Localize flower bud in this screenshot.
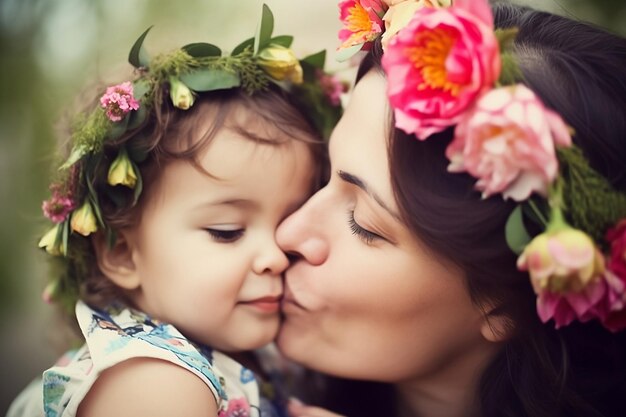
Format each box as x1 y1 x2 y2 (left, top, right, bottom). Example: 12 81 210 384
107 148 137 188
169 76 195 110
257 44 303 84
38 224 62 256
71 200 98 236
517 227 605 294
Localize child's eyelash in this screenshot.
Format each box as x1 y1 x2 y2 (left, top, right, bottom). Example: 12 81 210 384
347 210 381 245
204 228 244 243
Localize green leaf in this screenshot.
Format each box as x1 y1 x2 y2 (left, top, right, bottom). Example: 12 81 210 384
268 35 293 48
498 51 524 86
131 161 143 206
303 50 326 69
182 42 222 58
180 69 240 91
59 145 87 170
127 135 151 163
107 113 130 141
61 219 69 256
86 169 105 228
495 28 519 52
127 105 148 131
335 43 362 63
128 26 153 68
505 205 532 254
132 79 151 101
254 4 274 54
231 37 254 56
106 229 117 250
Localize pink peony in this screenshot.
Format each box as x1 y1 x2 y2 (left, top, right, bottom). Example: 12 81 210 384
338 0 388 50
446 85 572 200
382 0 500 140
380 0 452 50
100 81 140 122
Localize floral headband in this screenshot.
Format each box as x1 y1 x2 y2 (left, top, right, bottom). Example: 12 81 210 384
38 4 346 306
338 0 626 331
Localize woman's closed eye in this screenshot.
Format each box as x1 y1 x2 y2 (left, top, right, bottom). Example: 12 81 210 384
204 227 245 243
348 210 383 245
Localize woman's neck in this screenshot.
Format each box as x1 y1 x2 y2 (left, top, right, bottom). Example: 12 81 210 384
395 382 480 417
394 342 500 417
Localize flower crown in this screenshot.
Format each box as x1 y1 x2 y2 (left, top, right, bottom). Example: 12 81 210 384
38 4 345 306
339 0 626 331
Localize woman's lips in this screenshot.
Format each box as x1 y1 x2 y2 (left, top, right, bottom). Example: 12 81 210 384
281 290 308 313
239 295 282 313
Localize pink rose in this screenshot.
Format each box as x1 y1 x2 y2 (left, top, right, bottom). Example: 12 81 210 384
382 0 500 139
446 85 572 200
338 0 388 50
100 81 140 122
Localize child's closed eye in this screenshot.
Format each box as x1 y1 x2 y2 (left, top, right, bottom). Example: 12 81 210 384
204 228 245 243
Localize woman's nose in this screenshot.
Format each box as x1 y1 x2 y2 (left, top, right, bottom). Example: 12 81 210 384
276 190 330 266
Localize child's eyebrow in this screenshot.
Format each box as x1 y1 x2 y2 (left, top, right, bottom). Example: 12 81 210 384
192 198 259 211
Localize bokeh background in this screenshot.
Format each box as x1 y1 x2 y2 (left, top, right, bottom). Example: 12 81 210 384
0 0 624 413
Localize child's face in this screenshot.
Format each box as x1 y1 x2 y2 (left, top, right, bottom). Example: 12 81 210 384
122 117 315 352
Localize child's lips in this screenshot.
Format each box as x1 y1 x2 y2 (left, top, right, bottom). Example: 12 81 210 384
239 295 282 313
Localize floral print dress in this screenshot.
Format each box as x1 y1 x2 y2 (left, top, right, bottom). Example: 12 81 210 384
9 301 287 417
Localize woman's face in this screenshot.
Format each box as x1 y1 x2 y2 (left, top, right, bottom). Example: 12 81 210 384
276 71 496 383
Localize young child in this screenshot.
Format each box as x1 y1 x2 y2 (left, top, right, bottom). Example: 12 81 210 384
7 5 343 417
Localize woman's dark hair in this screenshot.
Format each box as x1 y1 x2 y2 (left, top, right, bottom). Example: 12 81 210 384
322 3 626 417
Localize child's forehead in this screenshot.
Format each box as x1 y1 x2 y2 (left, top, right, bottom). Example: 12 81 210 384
148 132 314 212
175 98 300 149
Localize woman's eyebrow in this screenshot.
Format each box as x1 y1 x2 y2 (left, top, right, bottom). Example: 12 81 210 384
338 170 401 220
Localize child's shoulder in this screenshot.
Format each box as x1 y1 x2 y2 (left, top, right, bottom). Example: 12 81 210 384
77 357 219 417
40 302 227 416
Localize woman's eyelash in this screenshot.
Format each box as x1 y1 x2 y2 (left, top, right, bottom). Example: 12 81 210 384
348 210 381 244
204 228 245 243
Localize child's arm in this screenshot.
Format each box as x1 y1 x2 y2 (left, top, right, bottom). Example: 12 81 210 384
77 357 218 417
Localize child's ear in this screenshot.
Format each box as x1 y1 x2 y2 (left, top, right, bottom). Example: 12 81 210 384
93 230 141 290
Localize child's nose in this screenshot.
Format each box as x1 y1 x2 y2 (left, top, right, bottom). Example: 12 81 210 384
252 239 290 276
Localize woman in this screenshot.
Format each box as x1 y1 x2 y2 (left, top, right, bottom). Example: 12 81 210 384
276 1 626 416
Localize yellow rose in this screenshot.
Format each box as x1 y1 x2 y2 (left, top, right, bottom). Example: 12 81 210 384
169 76 195 110
71 200 98 236
381 0 452 49
107 148 137 188
38 224 62 256
257 44 304 84
517 227 605 294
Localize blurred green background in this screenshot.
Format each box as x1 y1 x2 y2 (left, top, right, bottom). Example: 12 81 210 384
0 0 624 413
